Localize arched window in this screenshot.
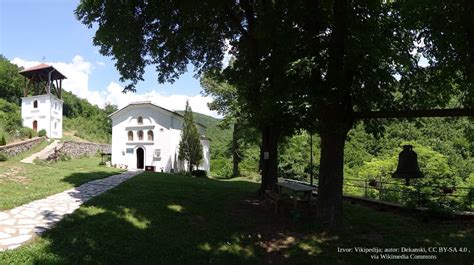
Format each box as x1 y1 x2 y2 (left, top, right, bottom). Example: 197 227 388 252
138 130 144 140
33 100 38 108
137 116 143 125
33 120 38 131
147 130 154 141
128 131 133 141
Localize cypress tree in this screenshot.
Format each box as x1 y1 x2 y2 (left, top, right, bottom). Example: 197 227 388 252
178 100 203 172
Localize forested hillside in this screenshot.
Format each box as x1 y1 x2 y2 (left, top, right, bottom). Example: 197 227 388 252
62 90 117 143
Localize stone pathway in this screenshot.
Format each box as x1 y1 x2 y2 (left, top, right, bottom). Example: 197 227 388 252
20 139 60 164
0 171 140 251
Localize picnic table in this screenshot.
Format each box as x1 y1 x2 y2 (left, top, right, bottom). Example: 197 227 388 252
277 180 317 208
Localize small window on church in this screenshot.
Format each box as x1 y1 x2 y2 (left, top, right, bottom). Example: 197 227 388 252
137 116 143 125
147 130 154 141
138 130 144 140
128 131 133 141
33 100 38 108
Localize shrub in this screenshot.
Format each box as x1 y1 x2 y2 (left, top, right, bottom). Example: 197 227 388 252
0 135 6 146
191 170 207 178
98 161 106 166
211 158 233 179
0 152 7 162
424 202 455 219
19 127 36 139
38 129 47 137
58 153 71 162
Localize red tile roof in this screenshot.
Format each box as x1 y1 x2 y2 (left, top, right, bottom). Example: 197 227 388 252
19 63 66 80
19 63 52 72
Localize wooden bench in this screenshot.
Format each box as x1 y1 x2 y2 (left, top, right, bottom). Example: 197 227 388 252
265 189 282 213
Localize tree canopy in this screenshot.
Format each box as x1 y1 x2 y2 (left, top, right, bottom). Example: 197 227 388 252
0 55 23 105
76 0 473 228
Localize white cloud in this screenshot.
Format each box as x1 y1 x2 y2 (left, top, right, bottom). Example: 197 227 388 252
11 56 220 118
96 61 105 66
105 81 220 118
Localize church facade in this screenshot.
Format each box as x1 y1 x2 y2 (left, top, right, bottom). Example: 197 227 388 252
110 102 210 173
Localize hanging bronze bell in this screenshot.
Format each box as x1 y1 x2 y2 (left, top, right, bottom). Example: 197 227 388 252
392 145 423 186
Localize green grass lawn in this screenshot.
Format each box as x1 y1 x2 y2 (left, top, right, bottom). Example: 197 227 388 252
0 172 472 264
0 141 123 210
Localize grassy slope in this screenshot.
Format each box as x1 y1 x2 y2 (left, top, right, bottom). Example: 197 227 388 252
1 172 472 264
63 117 111 144
0 140 122 210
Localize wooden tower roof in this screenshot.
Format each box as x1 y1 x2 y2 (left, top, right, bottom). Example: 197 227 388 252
19 63 66 80
19 63 66 99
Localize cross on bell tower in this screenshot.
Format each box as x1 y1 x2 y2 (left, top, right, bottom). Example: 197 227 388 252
19 64 67 139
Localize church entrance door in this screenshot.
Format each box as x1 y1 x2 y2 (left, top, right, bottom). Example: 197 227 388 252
136 147 144 169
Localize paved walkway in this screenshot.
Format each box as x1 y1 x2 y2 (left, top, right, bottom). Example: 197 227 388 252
0 171 140 251
20 140 60 164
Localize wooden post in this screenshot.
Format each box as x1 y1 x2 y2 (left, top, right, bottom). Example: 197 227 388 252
23 77 27 97
59 79 62 98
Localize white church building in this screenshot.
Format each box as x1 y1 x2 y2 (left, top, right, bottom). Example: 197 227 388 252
19 63 65 138
110 102 210 173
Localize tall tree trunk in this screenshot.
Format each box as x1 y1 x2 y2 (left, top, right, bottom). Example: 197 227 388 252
232 122 240 177
316 127 347 228
259 125 280 194
316 106 353 228
314 0 351 229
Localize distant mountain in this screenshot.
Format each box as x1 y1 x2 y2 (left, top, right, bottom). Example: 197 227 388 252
175 111 219 128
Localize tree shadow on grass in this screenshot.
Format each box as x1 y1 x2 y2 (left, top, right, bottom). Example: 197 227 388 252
23 173 267 264
6 172 472 265
60 169 125 187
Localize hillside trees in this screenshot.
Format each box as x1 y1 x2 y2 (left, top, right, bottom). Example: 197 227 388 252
62 90 117 143
0 55 23 105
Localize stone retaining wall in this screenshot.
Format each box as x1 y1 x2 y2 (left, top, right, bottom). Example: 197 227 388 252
0 137 45 157
46 141 111 161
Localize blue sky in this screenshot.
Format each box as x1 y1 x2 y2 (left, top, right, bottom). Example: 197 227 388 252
0 0 220 117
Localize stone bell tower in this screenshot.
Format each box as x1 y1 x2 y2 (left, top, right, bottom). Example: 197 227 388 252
19 64 67 139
